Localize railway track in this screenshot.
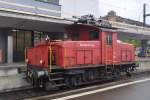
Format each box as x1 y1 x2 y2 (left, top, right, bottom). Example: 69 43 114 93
0 70 150 100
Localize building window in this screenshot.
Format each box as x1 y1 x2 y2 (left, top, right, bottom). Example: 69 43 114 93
34 0 59 4
13 30 33 62
35 0 48 2
34 31 43 44
106 33 112 45
89 30 99 40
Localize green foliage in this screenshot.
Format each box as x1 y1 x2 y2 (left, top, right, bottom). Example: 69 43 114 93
121 37 141 47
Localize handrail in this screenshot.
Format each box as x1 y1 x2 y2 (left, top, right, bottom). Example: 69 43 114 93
49 46 52 72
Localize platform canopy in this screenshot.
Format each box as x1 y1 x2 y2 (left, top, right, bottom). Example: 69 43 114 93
0 9 150 39
117 31 150 40
0 11 73 32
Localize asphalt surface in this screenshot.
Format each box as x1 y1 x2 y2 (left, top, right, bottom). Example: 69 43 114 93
52 78 150 100
70 80 150 100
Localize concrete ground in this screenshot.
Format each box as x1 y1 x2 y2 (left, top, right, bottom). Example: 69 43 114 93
0 58 150 93
53 77 150 100
136 57 150 72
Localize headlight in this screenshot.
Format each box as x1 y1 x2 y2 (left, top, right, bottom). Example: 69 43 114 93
40 60 45 65
26 59 30 63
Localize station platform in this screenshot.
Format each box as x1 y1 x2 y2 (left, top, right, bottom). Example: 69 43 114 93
0 59 150 93
0 73 31 93
0 63 26 76
0 63 30 93
136 57 150 71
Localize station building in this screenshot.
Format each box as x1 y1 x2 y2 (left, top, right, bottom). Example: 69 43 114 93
0 0 72 64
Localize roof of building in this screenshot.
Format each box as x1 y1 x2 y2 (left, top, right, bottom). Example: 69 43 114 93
103 10 150 28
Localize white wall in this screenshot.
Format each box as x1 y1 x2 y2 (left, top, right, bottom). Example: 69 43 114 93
60 0 99 18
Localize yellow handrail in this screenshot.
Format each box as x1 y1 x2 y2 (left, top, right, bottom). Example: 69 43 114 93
49 46 52 72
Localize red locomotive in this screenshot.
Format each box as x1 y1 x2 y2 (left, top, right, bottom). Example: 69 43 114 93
26 15 137 90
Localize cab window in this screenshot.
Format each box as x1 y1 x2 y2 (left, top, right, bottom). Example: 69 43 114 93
71 33 79 40
106 33 112 45
89 30 99 40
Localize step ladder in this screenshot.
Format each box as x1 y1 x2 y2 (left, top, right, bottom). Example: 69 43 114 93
46 68 66 90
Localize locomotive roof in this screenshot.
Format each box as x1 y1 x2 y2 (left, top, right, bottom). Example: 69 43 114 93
68 15 120 32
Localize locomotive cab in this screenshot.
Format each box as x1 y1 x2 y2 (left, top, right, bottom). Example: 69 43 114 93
66 24 100 41
66 24 118 64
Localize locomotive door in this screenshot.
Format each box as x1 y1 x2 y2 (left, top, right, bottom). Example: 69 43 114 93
121 50 131 61
121 50 126 62
102 32 117 64
77 51 84 64
85 50 92 64
126 51 131 61
105 33 113 64
105 46 113 64
77 50 92 65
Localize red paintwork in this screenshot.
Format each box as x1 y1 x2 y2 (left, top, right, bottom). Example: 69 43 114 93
26 24 135 68
116 41 135 63
51 41 101 68
26 41 49 68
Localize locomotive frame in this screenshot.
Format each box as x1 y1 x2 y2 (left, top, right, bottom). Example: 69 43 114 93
26 62 136 90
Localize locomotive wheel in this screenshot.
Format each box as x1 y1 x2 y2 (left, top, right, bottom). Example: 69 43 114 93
65 75 82 88
65 76 77 88
126 71 131 77
71 77 78 87
44 82 53 91
88 71 94 80
112 68 121 79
